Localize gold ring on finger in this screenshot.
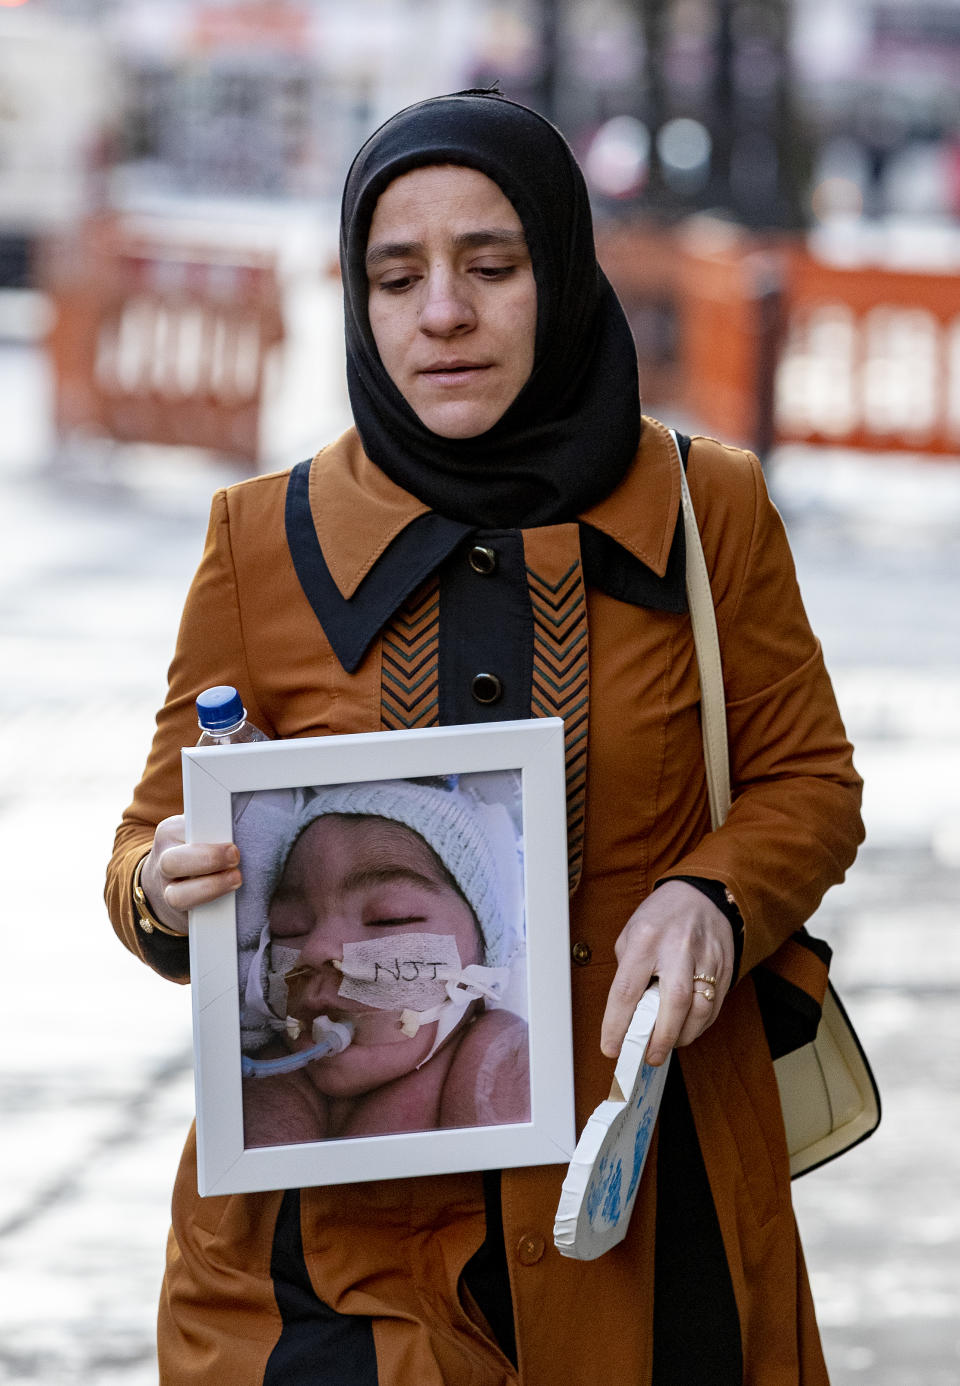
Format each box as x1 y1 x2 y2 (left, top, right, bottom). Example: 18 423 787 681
693 972 717 986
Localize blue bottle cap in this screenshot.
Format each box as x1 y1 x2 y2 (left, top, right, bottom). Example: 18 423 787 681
196 685 244 731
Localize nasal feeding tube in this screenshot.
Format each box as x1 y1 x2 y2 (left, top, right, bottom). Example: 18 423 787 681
241 1015 354 1078
247 933 510 1075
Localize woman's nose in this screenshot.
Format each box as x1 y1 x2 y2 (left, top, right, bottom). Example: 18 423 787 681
418 268 475 336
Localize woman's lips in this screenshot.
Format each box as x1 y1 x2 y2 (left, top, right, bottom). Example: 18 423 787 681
419 363 491 386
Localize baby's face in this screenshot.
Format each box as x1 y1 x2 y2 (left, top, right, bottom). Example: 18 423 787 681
268 814 482 1097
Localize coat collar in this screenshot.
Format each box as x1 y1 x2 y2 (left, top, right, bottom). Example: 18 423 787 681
310 417 682 597
580 416 682 578
309 428 431 600
290 419 686 673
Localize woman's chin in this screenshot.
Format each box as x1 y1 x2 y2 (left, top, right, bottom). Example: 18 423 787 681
413 398 504 440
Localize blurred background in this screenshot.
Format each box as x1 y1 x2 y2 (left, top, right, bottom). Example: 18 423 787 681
0 0 958 1382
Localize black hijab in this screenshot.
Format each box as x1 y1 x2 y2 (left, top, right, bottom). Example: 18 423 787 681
339 90 641 529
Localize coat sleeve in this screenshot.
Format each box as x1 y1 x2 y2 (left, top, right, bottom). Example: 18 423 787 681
104 488 273 980
657 440 864 977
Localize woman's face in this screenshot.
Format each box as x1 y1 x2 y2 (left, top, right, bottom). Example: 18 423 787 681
267 813 483 1096
366 164 537 439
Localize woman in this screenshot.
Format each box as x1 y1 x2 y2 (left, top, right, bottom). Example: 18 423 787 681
106 90 863 1384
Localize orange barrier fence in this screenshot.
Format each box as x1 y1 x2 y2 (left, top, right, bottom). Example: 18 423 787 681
598 221 785 454
774 252 960 456
673 228 784 455
598 220 960 459
595 226 687 411
39 218 284 465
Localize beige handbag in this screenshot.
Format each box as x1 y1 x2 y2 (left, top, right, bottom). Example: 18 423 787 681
674 432 881 1178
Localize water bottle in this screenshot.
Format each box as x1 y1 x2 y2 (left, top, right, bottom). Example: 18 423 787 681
196 685 268 746
196 686 269 825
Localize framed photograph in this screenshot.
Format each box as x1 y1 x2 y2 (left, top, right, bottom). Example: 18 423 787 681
182 718 575 1197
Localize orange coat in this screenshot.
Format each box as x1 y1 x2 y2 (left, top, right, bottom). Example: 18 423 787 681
106 416 862 1384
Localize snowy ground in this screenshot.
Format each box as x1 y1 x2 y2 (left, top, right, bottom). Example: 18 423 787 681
773 444 960 1386
0 332 958 1384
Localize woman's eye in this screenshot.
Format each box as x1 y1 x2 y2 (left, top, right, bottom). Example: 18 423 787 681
378 274 417 292
473 264 515 280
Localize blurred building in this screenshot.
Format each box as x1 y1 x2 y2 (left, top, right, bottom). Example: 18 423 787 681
476 0 960 232
106 0 487 211
0 4 117 286
0 0 486 288
4 0 959 463
3 0 959 267
795 0 960 224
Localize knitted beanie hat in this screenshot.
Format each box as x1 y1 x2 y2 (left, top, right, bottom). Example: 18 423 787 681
273 778 508 967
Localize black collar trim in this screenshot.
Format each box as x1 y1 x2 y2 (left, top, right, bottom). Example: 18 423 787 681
284 459 471 674
284 445 688 675
579 516 687 614
581 426 689 613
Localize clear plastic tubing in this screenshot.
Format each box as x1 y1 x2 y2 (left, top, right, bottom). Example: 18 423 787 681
241 1018 355 1078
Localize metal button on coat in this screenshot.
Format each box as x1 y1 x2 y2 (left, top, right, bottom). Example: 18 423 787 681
571 941 592 966
468 544 497 575
516 1234 545 1266
471 672 503 704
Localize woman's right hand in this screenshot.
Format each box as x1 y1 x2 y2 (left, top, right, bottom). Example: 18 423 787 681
139 814 242 936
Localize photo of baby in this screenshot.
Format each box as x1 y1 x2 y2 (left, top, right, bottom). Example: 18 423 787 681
232 772 529 1149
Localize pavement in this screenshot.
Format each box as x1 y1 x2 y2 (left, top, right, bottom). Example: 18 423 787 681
1 333 959 1385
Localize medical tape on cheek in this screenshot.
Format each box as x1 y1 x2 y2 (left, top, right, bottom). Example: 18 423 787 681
264 943 303 1022
400 963 512 1035
334 933 462 1011
270 936 511 1058
411 963 513 1063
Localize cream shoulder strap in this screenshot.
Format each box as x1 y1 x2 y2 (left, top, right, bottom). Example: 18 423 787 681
670 429 731 829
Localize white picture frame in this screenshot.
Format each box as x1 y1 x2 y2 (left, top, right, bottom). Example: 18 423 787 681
182 718 575 1197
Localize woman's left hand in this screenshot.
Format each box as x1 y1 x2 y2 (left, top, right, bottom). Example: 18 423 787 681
600 881 735 1065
